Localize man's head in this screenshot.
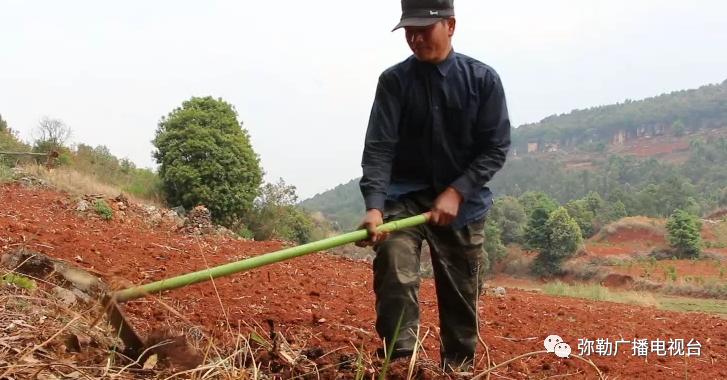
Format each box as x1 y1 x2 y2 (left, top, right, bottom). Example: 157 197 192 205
393 0 456 64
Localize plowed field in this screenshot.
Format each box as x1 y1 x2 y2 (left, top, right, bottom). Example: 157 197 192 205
2 183 726 379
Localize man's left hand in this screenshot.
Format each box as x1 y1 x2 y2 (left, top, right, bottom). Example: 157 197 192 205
430 187 463 226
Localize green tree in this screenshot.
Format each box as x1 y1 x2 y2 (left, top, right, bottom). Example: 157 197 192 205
153 96 262 225
665 209 702 258
484 218 507 266
244 178 316 244
489 196 527 244
533 207 583 275
0 114 7 132
524 207 552 251
719 187 727 208
583 191 604 214
519 191 558 217
595 200 627 230
672 120 686 136
564 199 595 238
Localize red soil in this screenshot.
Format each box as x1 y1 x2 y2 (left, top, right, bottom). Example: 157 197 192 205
585 220 667 257
2 183 726 379
600 227 665 246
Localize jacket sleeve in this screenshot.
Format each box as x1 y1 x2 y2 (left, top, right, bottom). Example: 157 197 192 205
359 73 401 211
450 70 511 201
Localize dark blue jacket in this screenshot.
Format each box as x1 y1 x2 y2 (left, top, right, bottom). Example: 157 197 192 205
359 49 511 228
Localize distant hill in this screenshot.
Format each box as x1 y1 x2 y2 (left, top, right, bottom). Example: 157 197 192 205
301 80 727 229
299 178 363 231
512 79 727 155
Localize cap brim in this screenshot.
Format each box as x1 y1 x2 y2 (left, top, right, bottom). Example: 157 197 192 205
391 17 442 32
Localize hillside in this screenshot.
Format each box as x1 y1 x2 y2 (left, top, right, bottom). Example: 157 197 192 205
512 79 727 155
2 181 726 379
299 178 363 231
302 80 727 229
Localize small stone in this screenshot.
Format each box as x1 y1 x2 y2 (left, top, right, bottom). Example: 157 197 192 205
52 286 77 307
317 318 327 324
76 200 90 212
493 287 507 297
67 333 92 352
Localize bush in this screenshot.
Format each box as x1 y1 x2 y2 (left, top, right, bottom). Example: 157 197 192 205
2 273 37 290
666 209 702 258
524 207 552 251
243 178 324 244
484 218 507 266
93 199 113 221
0 164 13 183
153 96 262 226
489 196 527 244
532 207 583 276
565 199 595 238
1 119 32 167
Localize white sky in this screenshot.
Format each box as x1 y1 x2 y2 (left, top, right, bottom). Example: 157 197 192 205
2 1 726 199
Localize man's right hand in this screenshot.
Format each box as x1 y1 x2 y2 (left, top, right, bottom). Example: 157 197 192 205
355 209 387 247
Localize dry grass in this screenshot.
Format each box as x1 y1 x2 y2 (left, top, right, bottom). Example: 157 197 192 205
0 269 133 379
18 164 163 207
542 281 660 307
593 216 666 242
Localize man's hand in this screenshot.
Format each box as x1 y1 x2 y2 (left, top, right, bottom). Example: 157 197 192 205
430 187 463 226
355 209 388 247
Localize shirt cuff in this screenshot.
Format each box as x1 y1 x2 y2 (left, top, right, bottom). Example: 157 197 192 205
364 192 387 212
450 174 478 202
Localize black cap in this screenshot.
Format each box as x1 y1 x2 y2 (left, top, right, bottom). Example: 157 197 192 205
392 0 454 32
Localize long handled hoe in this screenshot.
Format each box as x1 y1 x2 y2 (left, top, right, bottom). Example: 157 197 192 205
104 213 431 357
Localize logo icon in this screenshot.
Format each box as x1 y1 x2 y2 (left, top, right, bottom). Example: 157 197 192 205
429 10 439 16
544 335 572 358
554 342 572 358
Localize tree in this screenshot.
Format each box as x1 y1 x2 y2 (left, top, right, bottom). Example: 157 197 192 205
533 207 583 276
519 191 558 218
153 96 262 225
33 117 71 152
524 207 552 251
665 209 702 258
489 196 527 244
672 120 686 137
564 199 595 238
0 114 7 132
484 218 507 266
244 178 316 244
719 187 727 208
595 200 627 229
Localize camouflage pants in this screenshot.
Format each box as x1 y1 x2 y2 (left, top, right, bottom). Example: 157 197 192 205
372 190 488 366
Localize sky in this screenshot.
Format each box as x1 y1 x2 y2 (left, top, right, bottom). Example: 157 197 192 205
2 1 726 199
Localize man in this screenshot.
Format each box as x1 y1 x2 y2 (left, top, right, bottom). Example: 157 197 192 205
357 0 511 372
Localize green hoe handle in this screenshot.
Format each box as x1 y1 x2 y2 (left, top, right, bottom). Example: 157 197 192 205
112 212 430 303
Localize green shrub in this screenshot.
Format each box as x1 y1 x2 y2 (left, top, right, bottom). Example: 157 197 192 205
484 218 507 266
236 226 255 240
664 265 677 282
666 209 702 258
0 164 13 183
243 179 326 244
93 199 113 221
2 273 37 290
122 168 164 200
532 207 583 276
